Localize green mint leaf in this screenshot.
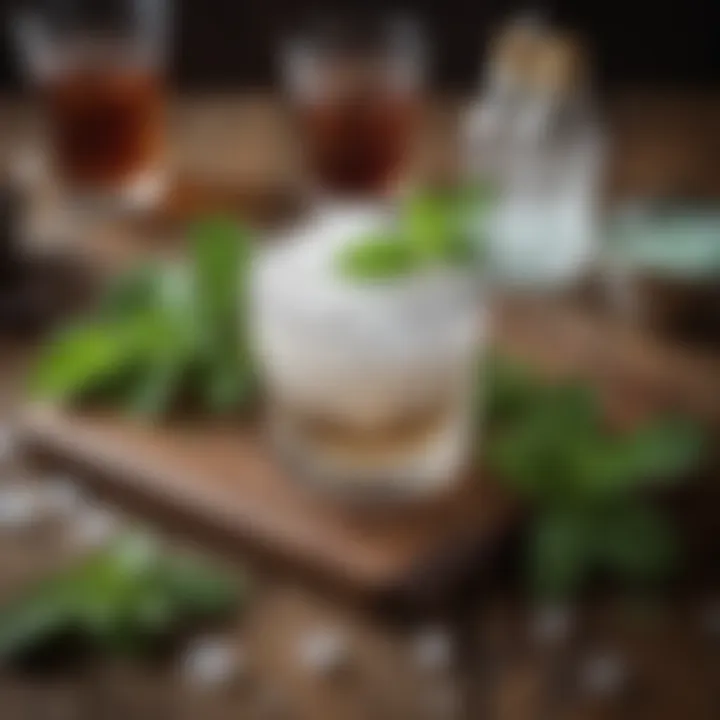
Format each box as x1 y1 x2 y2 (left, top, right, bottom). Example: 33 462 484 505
403 190 482 267
160 553 241 617
490 379 604 503
594 502 679 585
124 270 196 419
30 316 167 403
578 418 705 496
404 192 457 262
125 355 186 419
0 533 242 661
337 232 417 280
0 586 77 662
337 184 493 281
190 216 250 335
202 352 256 414
96 263 160 321
189 217 255 412
621 418 705 483
484 356 544 424
529 508 594 600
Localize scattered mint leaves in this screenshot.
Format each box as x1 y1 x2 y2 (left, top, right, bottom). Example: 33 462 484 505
529 507 595 600
31 217 256 419
30 314 172 404
0 533 243 661
189 217 255 413
486 356 705 600
96 263 161 321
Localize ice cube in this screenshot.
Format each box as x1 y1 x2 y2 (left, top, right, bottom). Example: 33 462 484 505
411 627 454 673
182 637 245 688
0 486 43 530
297 627 350 676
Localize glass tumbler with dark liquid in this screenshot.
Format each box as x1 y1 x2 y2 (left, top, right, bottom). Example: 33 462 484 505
283 17 425 199
15 0 169 210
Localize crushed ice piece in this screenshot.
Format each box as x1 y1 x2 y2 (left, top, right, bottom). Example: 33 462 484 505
297 627 350 676
700 601 720 638
69 507 121 549
182 637 243 688
579 652 629 697
425 681 461 718
0 425 16 463
39 476 86 517
0 486 44 530
255 686 287 718
10 148 45 188
530 604 574 647
411 627 454 673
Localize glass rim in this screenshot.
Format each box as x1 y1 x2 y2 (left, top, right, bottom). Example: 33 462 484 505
283 13 425 61
13 0 170 81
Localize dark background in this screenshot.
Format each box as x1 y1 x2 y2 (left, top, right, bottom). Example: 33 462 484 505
0 0 718 92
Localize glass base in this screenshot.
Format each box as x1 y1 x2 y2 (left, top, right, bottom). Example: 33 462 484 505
268 403 472 507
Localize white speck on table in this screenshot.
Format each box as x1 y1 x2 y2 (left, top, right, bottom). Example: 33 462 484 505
700 601 720 638
411 627 454 673
39 476 86 517
579 651 629 697
68 507 121 549
0 425 16 463
297 627 350 676
182 637 246 688
530 604 575 647
424 679 461 719
0 485 45 530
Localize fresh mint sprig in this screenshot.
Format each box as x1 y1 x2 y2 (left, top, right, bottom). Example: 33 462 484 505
0 533 243 661
485 356 705 600
338 185 491 281
31 217 256 419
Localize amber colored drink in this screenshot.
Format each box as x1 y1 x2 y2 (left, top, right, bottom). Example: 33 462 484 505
299 90 418 196
43 66 164 192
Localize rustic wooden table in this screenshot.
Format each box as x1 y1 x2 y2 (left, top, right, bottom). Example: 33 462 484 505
0 94 719 720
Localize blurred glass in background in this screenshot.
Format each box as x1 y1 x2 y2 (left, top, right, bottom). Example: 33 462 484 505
13 0 170 211
465 16 604 287
282 14 425 201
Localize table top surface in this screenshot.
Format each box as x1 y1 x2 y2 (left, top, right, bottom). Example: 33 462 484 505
1 94 719 720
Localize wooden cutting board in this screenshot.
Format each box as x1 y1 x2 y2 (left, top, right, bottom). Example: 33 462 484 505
20 404 516 608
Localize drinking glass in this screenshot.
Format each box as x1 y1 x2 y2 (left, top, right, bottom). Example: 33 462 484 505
282 15 425 200
14 0 170 210
251 206 485 504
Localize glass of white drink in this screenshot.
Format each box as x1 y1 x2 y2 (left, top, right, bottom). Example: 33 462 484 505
251 202 486 503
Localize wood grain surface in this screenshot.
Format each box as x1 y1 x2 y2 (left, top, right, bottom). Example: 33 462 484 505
3 93 720 720
19 290 720 607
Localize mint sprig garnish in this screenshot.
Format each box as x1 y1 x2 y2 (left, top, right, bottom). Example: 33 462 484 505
337 186 491 281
